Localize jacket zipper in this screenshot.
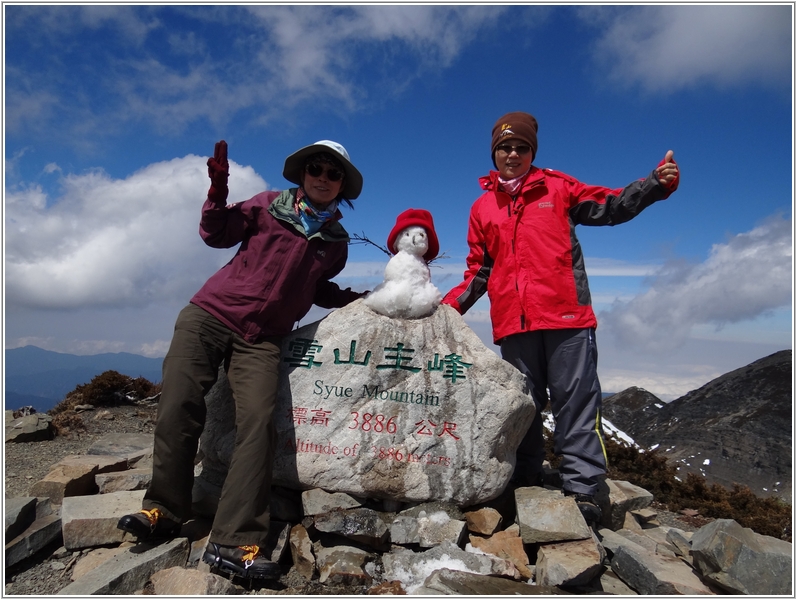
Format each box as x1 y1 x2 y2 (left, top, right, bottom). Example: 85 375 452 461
510 194 528 332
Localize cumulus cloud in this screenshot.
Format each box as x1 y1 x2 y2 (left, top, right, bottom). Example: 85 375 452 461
5 5 507 139
5 156 268 310
599 215 792 353
583 5 792 92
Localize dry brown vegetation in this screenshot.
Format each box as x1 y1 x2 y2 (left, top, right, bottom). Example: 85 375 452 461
48 370 161 436
602 435 792 541
543 427 791 541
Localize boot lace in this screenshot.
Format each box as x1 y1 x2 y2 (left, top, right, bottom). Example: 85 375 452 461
140 508 163 531
240 545 260 568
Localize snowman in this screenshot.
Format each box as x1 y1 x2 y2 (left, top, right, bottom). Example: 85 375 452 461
364 208 442 319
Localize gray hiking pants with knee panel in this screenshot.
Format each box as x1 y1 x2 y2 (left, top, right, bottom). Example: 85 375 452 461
501 327 607 496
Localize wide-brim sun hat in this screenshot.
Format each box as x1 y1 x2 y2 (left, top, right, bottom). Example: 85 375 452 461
283 140 363 200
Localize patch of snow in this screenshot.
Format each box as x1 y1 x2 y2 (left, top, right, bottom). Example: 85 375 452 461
464 543 488 556
427 511 450 525
388 554 478 594
542 411 555 432
601 417 636 447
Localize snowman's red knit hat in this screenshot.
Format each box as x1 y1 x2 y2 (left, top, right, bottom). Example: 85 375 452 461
387 208 440 262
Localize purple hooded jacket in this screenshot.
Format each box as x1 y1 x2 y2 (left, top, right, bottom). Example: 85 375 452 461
190 188 360 342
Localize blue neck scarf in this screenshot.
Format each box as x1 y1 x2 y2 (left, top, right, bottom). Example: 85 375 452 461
296 188 338 235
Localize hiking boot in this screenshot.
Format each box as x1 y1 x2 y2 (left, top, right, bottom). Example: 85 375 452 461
117 508 180 540
202 543 281 580
565 491 602 525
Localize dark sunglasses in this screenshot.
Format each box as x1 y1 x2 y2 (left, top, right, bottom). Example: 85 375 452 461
305 163 344 182
495 143 532 156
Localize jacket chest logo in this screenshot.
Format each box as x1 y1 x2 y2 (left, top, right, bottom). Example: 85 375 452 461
537 201 554 209
316 249 327 258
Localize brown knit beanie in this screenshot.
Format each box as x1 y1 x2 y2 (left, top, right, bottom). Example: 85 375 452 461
491 111 538 167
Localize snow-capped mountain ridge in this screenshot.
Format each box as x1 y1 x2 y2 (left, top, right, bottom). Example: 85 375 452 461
602 350 792 500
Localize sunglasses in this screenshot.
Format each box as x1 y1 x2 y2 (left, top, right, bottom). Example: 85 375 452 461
495 143 532 156
305 163 344 182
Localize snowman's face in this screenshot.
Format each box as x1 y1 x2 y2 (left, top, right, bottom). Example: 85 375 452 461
395 226 429 256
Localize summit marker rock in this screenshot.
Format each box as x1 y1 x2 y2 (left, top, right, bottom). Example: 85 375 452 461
195 300 535 506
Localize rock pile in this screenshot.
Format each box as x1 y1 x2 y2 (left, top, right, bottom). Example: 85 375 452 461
5 430 792 595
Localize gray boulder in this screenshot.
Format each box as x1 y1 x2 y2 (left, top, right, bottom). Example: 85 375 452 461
690 518 792 595
5 413 53 443
195 300 534 506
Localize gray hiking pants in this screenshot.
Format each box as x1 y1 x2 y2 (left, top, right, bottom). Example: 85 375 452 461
143 303 281 547
501 328 607 496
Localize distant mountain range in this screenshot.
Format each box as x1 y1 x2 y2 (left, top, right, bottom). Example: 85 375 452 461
5 346 163 412
603 349 792 501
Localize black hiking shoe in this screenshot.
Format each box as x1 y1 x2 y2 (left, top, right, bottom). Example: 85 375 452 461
565 491 602 525
117 508 180 540
203 543 281 580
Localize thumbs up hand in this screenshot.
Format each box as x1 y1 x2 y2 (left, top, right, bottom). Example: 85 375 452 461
656 150 679 190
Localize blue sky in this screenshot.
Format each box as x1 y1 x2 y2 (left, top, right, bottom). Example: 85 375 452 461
4 4 793 400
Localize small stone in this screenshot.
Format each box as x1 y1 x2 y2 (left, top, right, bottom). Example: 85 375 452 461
368 580 407 594
463 507 502 535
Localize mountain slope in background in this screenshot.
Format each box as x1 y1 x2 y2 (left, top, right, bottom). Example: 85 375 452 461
5 346 163 412
603 350 792 501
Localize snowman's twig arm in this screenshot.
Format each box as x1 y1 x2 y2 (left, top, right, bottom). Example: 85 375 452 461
350 232 392 257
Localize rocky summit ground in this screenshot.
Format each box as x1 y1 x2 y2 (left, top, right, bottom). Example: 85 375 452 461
5 403 156 596
5 402 705 596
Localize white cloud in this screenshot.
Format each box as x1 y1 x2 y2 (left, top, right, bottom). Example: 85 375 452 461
599 215 792 353
599 368 721 403
584 5 792 92
5 156 268 310
5 6 508 138
582 257 660 277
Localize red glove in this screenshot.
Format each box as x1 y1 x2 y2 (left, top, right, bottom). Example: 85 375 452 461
207 140 229 203
656 150 679 193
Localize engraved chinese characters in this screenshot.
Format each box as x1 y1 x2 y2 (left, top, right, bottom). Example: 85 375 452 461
196 300 535 506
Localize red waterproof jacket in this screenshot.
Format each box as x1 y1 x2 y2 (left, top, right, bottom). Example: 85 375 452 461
442 165 677 343
190 189 360 342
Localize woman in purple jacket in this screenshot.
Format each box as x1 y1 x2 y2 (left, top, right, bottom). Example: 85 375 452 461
118 139 366 579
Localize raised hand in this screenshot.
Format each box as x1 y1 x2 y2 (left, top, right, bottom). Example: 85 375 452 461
656 150 679 188
208 140 229 186
207 140 229 203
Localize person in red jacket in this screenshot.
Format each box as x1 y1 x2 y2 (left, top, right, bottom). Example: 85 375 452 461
118 139 367 578
442 111 679 523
